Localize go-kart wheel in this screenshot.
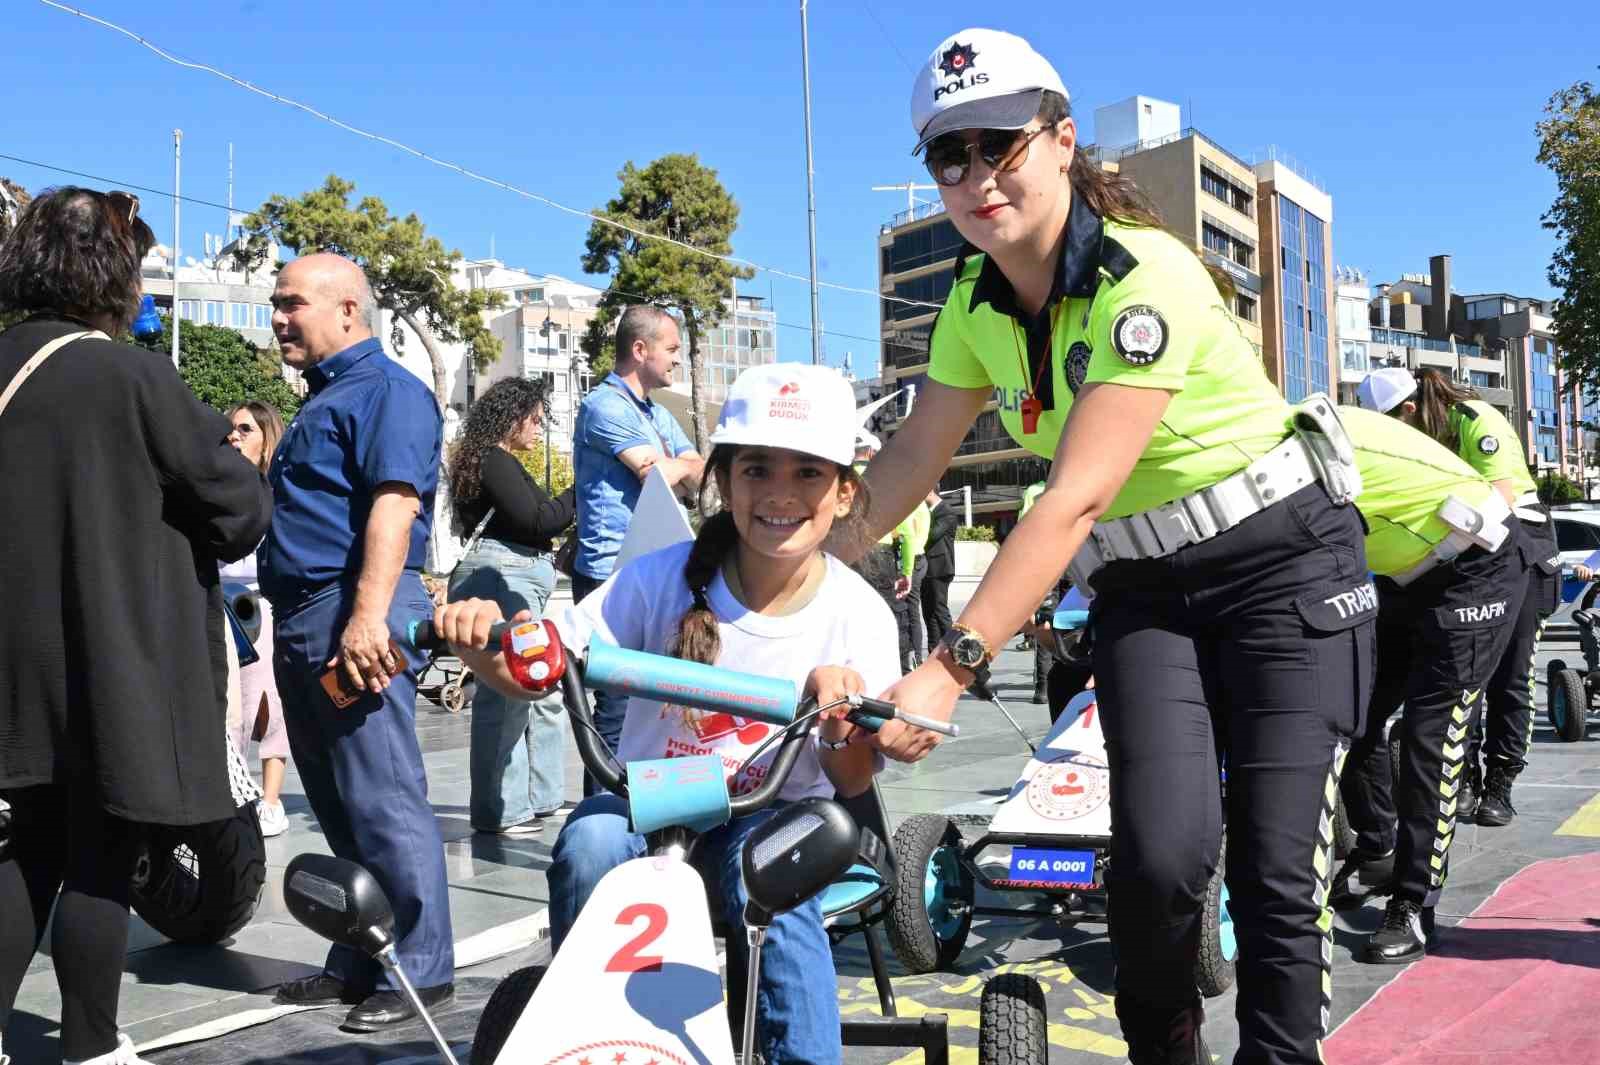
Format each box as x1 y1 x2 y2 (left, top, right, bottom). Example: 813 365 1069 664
441 677 467 714
472 964 545 1065
886 814 973 973
1195 835 1236 998
1549 666 1587 743
1332 792 1357 861
130 801 266 944
978 973 1047 1065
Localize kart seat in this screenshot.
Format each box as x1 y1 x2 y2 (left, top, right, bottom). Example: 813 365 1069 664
715 778 901 1034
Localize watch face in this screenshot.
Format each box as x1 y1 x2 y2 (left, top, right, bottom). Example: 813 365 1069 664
952 632 986 668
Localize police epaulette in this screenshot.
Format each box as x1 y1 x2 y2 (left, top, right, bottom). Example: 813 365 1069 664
1099 237 1139 285
1454 402 1479 421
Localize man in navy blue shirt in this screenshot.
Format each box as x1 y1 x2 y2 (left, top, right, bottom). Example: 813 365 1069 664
258 254 454 1031
572 305 702 792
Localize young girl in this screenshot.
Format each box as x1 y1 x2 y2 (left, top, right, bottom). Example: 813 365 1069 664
440 363 900 1065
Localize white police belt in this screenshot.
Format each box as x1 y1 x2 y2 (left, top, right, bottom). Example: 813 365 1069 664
1389 492 1513 587
1068 436 1333 591
1513 491 1546 524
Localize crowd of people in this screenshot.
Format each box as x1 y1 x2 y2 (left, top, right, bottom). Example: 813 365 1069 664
0 23 1568 1065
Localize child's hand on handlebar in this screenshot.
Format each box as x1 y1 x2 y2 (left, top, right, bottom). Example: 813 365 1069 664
1576 564 1594 582
806 665 867 746
432 598 522 651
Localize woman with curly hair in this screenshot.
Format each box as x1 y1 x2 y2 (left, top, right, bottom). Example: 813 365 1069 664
446 377 575 834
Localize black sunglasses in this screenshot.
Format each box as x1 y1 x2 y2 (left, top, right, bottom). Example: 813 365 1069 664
923 125 1053 188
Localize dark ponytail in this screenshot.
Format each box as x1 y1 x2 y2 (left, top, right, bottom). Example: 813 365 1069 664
1412 367 1479 452
1041 91 1164 230
669 509 739 666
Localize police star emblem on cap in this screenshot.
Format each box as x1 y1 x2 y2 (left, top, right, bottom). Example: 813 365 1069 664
1111 305 1169 366
938 41 978 78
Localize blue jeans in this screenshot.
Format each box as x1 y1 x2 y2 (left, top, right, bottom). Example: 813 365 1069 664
549 795 841 1065
271 575 454 989
449 539 565 829
570 571 626 797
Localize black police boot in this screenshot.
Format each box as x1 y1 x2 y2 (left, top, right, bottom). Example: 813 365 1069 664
1361 897 1429 964
1457 761 1481 822
1119 1001 1208 1064
1476 766 1519 826
1328 848 1395 910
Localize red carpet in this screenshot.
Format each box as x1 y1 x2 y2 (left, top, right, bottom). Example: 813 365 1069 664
1325 853 1600 1063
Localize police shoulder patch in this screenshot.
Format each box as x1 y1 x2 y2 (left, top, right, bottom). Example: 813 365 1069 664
1479 434 1500 455
1066 342 1093 394
1110 305 1168 366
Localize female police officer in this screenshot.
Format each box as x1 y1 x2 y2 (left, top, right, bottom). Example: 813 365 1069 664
1358 367 1557 826
859 28 1375 1065
1331 406 1524 963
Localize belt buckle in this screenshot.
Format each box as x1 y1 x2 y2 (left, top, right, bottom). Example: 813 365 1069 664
1145 503 1198 556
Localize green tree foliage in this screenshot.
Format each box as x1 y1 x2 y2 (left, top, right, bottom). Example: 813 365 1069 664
233 175 504 410
511 439 575 497
579 154 752 451
1537 77 1600 395
133 317 302 419
1537 470 1584 505
0 177 30 245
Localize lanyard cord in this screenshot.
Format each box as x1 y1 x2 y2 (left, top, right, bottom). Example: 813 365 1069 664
1010 301 1063 402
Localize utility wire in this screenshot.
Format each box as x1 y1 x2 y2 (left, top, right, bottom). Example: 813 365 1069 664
0 149 886 350
38 0 942 312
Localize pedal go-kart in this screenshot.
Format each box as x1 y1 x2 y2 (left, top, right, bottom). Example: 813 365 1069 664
1545 573 1599 742
280 618 1049 1065
884 600 1238 999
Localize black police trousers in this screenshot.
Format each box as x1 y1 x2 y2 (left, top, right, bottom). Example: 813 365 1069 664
1089 483 1373 1065
1340 529 1523 906
1471 515 1559 774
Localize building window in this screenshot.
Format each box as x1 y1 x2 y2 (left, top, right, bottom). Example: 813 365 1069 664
230 302 249 328
179 299 200 322
557 331 569 351
204 301 225 325
1234 294 1257 323
253 303 271 329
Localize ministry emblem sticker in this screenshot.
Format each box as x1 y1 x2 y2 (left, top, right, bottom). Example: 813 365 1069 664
1066 342 1093 394
938 41 978 78
1479 435 1500 455
1111 305 1169 366
1025 755 1111 822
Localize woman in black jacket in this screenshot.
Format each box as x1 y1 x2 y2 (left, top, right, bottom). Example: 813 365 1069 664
0 188 271 1065
446 378 575 834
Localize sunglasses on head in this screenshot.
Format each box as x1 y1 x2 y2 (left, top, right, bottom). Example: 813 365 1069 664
102 190 140 225
923 125 1053 188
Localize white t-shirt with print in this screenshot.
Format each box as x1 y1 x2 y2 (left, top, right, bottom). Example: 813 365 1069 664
558 541 901 802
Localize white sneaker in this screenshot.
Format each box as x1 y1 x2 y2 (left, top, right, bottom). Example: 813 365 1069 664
257 799 289 838
64 1033 155 1065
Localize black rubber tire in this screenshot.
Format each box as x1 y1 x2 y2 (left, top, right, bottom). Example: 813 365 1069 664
472 965 545 1065
1332 792 1357 861
130 802 266 945
978 973 1048 1065
1550 667 1588 742
886 814 973 974
1194 834 1235 998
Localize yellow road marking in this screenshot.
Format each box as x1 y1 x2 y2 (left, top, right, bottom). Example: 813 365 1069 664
1555 791 1600 837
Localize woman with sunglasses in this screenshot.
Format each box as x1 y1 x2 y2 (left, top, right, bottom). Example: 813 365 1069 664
857 31 1374 1065
221 401 291 838
0 188 270 1065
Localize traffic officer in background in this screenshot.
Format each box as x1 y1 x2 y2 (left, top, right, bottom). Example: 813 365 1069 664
855 28 1375 1065
1358 367 1557 825
1332 406 1525 963
1017 480 1055 703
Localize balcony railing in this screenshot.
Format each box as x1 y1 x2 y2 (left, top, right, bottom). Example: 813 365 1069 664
889 200 947 228
1369 328 1485 359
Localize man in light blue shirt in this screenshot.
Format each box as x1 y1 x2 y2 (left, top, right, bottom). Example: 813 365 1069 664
572 305 703 791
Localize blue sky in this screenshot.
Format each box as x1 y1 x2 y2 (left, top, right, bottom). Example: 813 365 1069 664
7 1 1595 375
